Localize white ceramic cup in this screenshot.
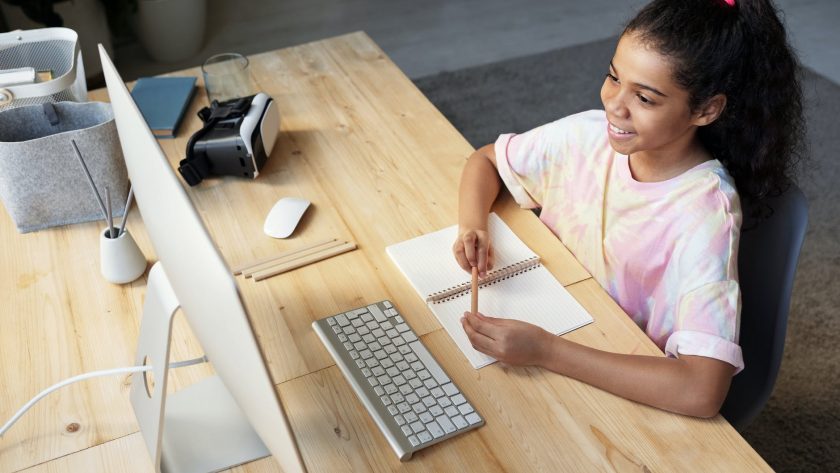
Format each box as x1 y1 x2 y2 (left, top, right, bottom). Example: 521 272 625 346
100 228 147 284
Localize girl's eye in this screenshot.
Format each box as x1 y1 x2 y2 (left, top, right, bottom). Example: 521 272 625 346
605 73 619 84
637 94 653 105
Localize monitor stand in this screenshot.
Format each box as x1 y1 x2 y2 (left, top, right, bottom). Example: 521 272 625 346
130 262 271 473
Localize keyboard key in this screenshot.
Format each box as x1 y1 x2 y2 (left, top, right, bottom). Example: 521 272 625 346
423 378 438 389
349 350 359 360
362 368 372 378
392 375 406 386
465 413 482 425
409 341 451 385
418 370 431 381
383 301 392 309
372 366 385 376
395 323 411 333
441 383 459 396
427 421 444 439
422 396 436 408
405 393 420 405
437 415 456 434
416 387 429 399
408 435 420 447
382 395 392 406
401 425 413 436
429 405 444 417
445 406 458 417
395 315 405 324
382 321 394 330
451 394 466 406
399 384 413 395
431 387 444 398
327 317 336 326
417 431 433 443
384 384 398 395
401 332 418 343
412 403 426 414
332 325 342 334
419 411 433 423
368 304 387 322
439 396 452 408
452 415 468 429
335 314 349 326
410 421 425 434
458 403 474 416
391 393 404 404
397 402 411 414
404 411 418 423
374 386 384 396
387 405 398 415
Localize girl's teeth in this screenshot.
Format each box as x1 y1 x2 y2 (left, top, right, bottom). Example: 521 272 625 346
610 123 631 134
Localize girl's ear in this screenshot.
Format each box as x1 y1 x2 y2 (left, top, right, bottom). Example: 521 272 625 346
692 94 727 126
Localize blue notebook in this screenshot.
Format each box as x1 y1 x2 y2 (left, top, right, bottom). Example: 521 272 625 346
130 76 196 138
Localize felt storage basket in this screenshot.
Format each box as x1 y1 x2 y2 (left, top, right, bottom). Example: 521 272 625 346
0 101 128 233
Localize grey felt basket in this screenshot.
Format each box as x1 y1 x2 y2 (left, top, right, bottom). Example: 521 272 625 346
0 101 128 233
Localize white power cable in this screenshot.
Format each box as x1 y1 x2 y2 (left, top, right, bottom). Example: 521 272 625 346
0 355 208 437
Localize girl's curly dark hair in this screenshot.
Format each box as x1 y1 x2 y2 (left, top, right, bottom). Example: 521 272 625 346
625 0 805 205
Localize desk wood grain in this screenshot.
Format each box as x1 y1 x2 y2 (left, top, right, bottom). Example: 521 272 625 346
1 32 769 472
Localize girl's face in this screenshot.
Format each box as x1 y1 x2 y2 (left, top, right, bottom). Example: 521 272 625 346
600 32 708 163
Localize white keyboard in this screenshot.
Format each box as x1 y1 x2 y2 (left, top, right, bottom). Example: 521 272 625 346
312 300 484 460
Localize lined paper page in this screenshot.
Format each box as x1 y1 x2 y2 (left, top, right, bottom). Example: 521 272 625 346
387 213 594 369
432 266 593 368
386 213 537 299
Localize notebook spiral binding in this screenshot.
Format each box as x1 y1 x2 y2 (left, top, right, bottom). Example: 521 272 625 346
425 256 541 304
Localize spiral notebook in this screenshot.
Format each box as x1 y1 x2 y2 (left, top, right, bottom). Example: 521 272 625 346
386 213 593 368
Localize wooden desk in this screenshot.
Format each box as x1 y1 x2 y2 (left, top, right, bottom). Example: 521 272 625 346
0 32 770 472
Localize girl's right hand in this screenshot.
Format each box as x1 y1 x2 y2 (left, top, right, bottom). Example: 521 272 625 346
453 228 495 277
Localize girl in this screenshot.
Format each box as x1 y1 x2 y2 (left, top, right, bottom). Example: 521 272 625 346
453 0 804 417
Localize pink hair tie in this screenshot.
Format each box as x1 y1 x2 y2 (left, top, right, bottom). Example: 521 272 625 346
724 0 735 5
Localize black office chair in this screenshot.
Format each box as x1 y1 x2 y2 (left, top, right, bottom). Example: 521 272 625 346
720 183 809 430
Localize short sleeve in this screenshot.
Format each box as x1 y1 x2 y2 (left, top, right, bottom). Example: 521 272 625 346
493 116 576 209
495 133 541 209
665 280 744 374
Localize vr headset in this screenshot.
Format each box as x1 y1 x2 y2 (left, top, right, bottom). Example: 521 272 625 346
178 92 279 186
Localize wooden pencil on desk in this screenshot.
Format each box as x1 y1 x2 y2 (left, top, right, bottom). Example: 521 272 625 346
252 241 357 281
232 238 337 275
241 239 345 278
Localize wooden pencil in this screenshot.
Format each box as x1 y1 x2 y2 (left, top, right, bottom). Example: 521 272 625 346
242 239 346 278
253 241 357 281
232 238 337 274
471 266 479 315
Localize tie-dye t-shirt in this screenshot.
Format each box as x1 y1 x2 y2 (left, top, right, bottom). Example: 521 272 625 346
495 110 744 373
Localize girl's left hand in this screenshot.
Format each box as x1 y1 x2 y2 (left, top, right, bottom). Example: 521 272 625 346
461 311 554 366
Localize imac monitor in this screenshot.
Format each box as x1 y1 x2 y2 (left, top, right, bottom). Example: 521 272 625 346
98 45 305 473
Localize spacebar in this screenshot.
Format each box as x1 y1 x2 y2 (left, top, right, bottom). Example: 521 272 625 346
409 341 450 385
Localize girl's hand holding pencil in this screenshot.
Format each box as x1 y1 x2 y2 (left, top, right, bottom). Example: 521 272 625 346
452 228 495 278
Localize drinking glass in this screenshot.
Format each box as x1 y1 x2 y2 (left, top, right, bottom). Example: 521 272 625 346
201 53 256 103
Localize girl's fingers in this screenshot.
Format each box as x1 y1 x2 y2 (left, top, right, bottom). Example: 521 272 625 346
452 242 471 272
461 316 497 354
462 232 478 268
463 311 502 339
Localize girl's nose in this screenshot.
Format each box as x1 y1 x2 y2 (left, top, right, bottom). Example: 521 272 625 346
604 91 629 119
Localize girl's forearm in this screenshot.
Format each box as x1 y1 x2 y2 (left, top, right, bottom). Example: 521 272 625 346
539 336 733 417
459 145 501 230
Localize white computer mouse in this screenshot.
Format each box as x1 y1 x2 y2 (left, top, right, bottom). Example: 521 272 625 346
264 197 311 238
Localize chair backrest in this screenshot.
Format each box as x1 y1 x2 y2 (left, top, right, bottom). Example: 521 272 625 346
720 183 808 429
